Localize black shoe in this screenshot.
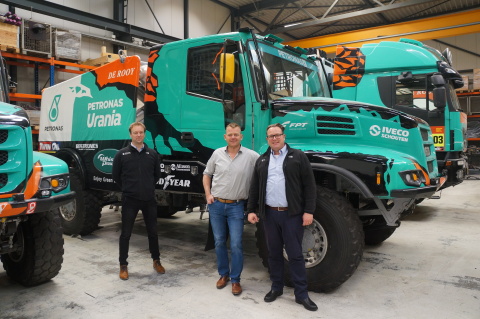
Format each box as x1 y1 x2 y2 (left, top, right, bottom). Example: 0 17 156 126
295 297 318 311
264 290 283 302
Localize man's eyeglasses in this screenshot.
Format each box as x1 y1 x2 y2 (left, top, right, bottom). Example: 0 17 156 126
266 134 284 140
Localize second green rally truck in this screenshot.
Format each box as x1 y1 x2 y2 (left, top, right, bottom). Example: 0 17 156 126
39 29 445 292
333 38 467 190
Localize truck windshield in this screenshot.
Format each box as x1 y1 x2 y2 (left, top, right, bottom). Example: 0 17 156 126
395 74 461 112
248 41 324 101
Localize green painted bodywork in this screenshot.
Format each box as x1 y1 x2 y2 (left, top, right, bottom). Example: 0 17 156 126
144 32 439 199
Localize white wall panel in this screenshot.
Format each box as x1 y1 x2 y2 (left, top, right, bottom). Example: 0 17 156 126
1 1 479 97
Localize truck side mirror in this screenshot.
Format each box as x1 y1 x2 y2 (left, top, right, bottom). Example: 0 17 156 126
431 74 445 86
220 53 235 84
433 87 446 109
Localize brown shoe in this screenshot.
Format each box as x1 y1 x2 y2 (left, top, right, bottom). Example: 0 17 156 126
232 282 242 296
216 275 230 289
153 260 165 274
119 265 128 280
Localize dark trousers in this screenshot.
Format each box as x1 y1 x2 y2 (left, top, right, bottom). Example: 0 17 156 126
263 208 308 300
119 196 160 265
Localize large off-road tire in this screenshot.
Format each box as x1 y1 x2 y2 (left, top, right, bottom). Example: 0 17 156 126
255 186 364 293
156 205 182 218
1 209 64 286
59 170 103 235
363 217 397 245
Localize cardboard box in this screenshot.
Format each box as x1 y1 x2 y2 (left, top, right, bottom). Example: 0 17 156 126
54 29 81 61
0 21 19 49
81 46 126 68
473 68 480 91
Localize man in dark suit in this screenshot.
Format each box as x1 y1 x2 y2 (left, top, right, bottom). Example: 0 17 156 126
247 123 318 311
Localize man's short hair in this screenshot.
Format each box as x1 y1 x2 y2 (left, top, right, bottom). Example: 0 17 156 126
266 123 285 133
129 122 146 133
226 122 241 130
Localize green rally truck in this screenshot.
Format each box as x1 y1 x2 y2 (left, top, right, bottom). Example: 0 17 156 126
39 29 444 292
0 52 75 286
333 38 467 191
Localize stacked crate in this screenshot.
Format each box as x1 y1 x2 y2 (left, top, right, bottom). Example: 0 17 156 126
0 21 19 52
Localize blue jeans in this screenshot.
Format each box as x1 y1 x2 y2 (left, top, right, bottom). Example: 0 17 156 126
208 200 245 283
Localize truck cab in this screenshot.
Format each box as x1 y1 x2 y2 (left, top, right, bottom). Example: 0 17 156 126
333 38 467 189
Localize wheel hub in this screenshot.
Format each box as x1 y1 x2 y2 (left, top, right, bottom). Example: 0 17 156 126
283 219 328 268
59 199 77 221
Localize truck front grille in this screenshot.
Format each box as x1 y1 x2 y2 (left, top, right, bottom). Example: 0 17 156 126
0 130 7 144
0 174 7 188
0 126 28 192
0 151 7 165
317 115 355 135
420 128 430 141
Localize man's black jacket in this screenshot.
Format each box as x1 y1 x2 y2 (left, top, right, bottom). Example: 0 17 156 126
112 143 160 201
247 144 316 218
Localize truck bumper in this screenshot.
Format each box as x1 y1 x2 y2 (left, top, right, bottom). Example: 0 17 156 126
390 176 446 199
7 191 76 215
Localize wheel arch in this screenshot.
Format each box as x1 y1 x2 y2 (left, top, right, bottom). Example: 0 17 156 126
310 163 374 199
54 148 87 189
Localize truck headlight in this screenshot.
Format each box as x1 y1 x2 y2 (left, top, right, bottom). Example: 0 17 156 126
399 170 426 187
39 174 70 193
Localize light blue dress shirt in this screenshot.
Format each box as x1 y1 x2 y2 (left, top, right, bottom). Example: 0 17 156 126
266 145 288 207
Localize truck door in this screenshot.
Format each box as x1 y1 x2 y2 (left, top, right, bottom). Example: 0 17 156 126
184 41 252 150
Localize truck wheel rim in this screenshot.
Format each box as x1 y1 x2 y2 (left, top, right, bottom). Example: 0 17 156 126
59 199 76 222
283 219 328 268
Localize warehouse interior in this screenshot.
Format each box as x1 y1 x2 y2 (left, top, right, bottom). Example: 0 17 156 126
0 1 479 318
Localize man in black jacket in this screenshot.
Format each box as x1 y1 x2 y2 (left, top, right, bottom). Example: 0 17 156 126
112 122 164 280
247 123 318 311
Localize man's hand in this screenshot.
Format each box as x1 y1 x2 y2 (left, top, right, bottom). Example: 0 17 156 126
206 194 215 204
247 213 259 224
302 213 313 226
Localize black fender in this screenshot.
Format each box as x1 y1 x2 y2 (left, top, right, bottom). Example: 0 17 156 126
310 163 374 199
53 148 88 189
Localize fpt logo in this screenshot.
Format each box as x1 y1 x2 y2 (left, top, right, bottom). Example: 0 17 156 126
281 121 308 129
49 94 61 122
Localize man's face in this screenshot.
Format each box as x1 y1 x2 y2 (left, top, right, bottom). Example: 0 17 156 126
266 126 285 152
224 126 243 148
130 125 145 145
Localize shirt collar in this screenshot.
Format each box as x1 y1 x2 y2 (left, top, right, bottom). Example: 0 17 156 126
131 142 144 152
224 145 243 153
271 144 287 156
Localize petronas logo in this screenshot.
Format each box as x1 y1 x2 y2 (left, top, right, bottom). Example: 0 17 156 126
49 95 61 122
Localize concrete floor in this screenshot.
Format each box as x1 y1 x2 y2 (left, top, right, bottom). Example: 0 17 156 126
1 174 479 319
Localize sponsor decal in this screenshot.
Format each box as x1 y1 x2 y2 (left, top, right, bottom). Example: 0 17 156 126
369 125 409 142
158 175 191 189
282 120 308 129
93 149 117 174
49 94 61 122
0 203 8 215
431 126 445 149
93 175 114 183
39 142 61 151
76 143 98 150
26 202 36 214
